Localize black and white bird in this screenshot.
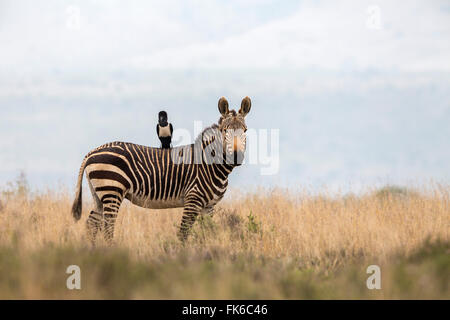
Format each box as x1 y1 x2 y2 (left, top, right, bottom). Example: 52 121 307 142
156 111 173 149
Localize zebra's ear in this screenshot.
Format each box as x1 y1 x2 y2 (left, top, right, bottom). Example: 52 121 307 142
218 97 229 116
239 96 251 117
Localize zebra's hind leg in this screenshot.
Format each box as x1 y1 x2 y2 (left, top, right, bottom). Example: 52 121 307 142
101 196 123 244
86 211 103 244
85 179 104 245
103 209 119 245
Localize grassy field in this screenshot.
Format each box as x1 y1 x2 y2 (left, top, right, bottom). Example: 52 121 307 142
0 176 448 299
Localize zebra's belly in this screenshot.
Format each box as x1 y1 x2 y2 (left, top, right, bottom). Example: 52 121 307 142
126 193 184 209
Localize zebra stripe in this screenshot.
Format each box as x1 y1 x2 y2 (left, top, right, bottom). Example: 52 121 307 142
71 97 251 243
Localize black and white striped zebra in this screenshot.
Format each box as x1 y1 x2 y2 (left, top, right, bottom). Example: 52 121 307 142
71 97 252 243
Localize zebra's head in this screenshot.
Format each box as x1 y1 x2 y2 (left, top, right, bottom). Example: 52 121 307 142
217 96 251 166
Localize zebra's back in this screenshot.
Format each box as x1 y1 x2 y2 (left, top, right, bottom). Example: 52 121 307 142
84 141 195 209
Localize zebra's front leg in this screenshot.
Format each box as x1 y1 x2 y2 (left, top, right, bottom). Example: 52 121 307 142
178 201 202 242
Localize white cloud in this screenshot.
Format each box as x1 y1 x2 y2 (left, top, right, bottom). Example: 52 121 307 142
1 0 448 76
126 0 450 72
0 0 448 98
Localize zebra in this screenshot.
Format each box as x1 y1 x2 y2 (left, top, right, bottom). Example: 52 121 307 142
71 96 252 243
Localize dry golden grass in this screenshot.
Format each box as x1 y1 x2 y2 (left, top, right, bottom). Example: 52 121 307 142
0 180 448 299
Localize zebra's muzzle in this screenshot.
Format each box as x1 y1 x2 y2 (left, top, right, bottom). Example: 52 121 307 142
233 151 244 166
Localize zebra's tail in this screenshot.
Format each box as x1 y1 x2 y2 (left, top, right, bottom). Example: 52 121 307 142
71 157 87 221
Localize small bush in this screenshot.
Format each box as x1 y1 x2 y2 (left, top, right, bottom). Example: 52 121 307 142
191 214 217 243
374 185 415 199
1 171 30 199
225 210 242 229
246 211 261 234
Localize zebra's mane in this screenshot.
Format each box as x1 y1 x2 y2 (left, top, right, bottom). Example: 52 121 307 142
193 123 220 146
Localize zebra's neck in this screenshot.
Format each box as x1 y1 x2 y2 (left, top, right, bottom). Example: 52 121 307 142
195 124 238 170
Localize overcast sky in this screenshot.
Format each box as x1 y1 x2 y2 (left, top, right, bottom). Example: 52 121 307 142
0 0 449 193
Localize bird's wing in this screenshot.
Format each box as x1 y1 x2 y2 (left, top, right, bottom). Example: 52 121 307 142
156 124 160 136
170 123 173 135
